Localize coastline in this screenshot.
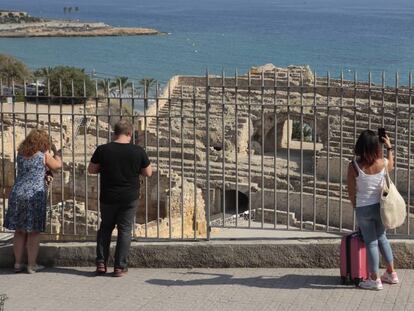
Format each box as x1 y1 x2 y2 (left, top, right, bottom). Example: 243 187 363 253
0 20 163 38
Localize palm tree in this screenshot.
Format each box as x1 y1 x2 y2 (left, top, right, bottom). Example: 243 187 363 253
139 78 156 97
98 78 111 95
33 66 52 79
110 76 132 91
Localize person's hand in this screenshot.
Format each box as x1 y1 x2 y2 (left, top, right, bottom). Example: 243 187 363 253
45 170 54 187
51 144 62 157
51 144 58 154
383 134 392 149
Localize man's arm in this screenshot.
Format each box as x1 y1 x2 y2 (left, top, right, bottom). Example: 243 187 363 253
88 146 101 174
88 162 100 174
141 164 152 177
139 147 152 177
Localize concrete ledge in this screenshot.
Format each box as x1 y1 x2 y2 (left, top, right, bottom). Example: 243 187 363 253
1 239 414 268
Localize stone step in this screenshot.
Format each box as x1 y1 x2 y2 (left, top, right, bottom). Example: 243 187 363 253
302 186 342 198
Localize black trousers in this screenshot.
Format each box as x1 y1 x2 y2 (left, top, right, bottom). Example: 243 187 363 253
96 199 137 269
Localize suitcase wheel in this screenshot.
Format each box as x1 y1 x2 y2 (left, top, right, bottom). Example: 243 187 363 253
341 276 352 285
354 278 363 286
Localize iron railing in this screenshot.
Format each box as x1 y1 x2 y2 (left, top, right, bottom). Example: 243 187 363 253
0 67 413 240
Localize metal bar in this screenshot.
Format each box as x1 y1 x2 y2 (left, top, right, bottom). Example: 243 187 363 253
71 80 76 235
119 78 123 119
326 72 330 232
286 71 290 230
261 69 265 228
382 72 385 127
95 80 101 232
0 105 349 115
192 82 197 239
205 69 211 239
83 80 88 236
248 71 252 228
299 71 304 230
274 69 278 229
23 79 27 136
59 79 65 235
3 69 414 240
339 71 344 232
35 79 39 127
394 73 399 184
313 71 317 231
168 82 172 239
394 72 399 236
180 86 184 239
107 82 111 142
144 78 148 238
408 72 412 235
47 79 53 234
234 69 239 228
131 82 136 239
221 70 226 228
11 80 16 181
0 79 5 226
156 82 160 239
353 72 358 231
368 72 372 129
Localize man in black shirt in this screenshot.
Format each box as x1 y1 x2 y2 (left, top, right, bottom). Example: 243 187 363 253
88 119 152 277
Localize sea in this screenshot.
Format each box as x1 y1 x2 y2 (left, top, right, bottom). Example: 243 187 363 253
0 0 414 85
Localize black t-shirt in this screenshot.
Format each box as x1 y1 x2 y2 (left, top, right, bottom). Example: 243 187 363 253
90 142 150 204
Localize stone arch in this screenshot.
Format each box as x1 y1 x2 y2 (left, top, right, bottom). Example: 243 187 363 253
223 190 249 214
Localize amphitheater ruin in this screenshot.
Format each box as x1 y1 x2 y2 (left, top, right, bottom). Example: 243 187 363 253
1 64 413 239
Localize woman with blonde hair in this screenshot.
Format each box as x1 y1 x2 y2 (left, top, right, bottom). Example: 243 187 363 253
347 129 398 290
3 129 62 273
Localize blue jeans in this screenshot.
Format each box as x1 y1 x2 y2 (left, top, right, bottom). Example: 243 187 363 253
356 203 394 274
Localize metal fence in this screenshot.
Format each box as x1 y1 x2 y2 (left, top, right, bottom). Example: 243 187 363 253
0 68 413 241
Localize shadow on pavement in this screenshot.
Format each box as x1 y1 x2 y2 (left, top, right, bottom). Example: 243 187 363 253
42 267 99 277
0 267 99 277
146 271 353 290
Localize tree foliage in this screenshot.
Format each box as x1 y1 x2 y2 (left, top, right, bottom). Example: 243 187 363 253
292 120 313 142
139 77 156 96
110 76 132 90
0 54 32 86
98 78 111 94
33 66 53 79
37 66 94 97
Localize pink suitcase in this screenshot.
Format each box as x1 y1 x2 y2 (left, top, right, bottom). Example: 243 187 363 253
340 231 369 285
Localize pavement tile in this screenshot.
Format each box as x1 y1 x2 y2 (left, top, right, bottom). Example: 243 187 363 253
1 268 414 311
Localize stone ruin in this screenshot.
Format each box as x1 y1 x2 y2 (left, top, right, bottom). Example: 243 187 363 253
0 101 206 239
1 63 414 239
142 64 414 234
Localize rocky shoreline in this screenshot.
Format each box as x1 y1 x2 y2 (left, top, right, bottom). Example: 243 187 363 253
0 20 162 38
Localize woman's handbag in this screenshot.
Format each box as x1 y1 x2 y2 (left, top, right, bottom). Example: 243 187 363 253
380 162 407 229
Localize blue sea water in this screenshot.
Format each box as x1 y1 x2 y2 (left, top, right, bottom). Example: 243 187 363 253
0 0 414 84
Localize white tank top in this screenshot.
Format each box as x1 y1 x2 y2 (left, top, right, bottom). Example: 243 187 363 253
354 159 386 207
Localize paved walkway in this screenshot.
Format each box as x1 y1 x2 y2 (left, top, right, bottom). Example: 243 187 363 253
0 268 413 311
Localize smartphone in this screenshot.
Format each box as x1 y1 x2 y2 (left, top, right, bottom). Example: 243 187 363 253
378 128 386 142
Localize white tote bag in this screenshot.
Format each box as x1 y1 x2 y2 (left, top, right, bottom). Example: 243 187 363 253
380 162 407 229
